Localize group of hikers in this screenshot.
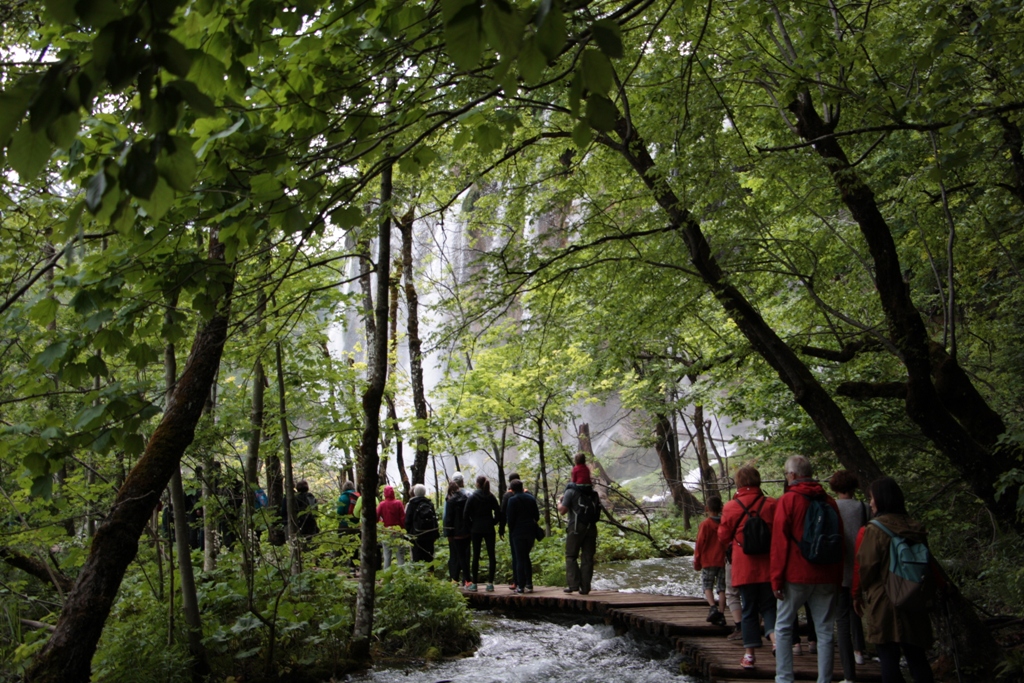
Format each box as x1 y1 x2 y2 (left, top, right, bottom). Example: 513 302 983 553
692 455 941 683
325 453 604 597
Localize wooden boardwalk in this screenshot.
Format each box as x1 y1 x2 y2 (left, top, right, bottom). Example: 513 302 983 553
462 586 882 682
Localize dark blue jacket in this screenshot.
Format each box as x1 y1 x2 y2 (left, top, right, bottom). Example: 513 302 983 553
505 492 540 539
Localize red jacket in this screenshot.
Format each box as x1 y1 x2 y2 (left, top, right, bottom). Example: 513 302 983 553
719 486 776 586
693 516 726 570
770 479 843 591
377 486 405 528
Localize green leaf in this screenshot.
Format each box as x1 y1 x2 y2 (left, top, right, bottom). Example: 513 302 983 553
581 49 613 95
444 0 483 71
168 79 216 117
251 173 283 201
330 206 362 228
45 0 77 23
153 35 192 77
23 453 48 479
35 340 68 371
46 111 81 150
137 177 175 219
76 0 123 28
61 200 86 241
483 0 522 58
86 355 108 378
127 343 159 368
592 19 623 59
31 476 53 500
572 120 592 148
85 170 109 213
535 2 565 61
73 403 107 430
123 144 158 199
518 37 546 84
156 136 198 192
8 125 51 182
29 298 60 327
188 52 227 96
0 84 33 144
568 71 583 117
585 94 618 132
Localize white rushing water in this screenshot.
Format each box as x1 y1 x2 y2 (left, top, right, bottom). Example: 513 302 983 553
344 557 702 683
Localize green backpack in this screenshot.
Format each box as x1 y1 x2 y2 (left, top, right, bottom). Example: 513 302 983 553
870 520 935 610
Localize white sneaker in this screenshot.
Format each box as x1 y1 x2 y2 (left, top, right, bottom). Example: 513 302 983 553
854 651 865 665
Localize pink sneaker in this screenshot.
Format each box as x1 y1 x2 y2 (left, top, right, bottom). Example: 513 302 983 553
741 654 755 669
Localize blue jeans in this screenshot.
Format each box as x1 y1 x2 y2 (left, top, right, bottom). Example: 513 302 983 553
511 536 535 589
738 583 777 649
774 582 837 683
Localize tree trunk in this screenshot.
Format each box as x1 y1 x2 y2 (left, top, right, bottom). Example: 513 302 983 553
788 93 1019 527
399 212 431 487
606 119 886 491
350 164 393 663
536 415 552 534
26 235 233 683
653 411 690 519
164 301 209 678
275 342 301 574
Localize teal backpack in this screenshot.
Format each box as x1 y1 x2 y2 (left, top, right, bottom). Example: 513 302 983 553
870 519 935 610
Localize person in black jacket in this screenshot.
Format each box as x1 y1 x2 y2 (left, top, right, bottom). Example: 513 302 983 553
443 480 471 585
505 479 540 593
465 475 502 591
499 472 523 590
404 483 439 562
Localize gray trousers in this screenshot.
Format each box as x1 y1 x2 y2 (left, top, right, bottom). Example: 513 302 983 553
565 525 598 591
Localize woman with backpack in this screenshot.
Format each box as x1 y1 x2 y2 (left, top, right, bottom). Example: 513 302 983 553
853 476 935 683
829 470 869 681
464 475 502 591
718 465 777 670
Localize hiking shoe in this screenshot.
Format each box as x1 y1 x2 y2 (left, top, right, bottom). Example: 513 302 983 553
467 583 477 591
712 611 728 627
525 585 534 593
727 625 743 640
509 583 517 591
706 606 721 623
793 643 803 656
486 584 494 592
515 587 524 594
563 587 577 594
808 641 817 654
740 654 755 669
579 588 590 595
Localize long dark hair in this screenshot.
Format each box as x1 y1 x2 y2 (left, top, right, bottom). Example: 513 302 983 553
870 476 908 515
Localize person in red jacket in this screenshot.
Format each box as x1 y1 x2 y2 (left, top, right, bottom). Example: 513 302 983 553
771 455 844 683
719 466 777 670
693 496 728 626
377 485 406 568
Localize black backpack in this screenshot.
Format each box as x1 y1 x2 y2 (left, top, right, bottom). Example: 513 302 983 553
798 493 843 564
736 495 771 555
414 499 439 537
572 486 602 529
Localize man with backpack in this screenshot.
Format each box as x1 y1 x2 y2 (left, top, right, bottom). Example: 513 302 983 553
771 455 844 683
557 465 603 595
719 466 777 670
404 483 440 562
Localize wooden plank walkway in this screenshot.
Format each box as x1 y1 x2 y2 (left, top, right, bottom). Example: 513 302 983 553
462 586 882 682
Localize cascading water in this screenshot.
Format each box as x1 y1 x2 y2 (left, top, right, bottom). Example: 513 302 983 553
346 556 703 682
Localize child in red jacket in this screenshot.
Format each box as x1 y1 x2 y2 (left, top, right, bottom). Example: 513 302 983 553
693 496 728 626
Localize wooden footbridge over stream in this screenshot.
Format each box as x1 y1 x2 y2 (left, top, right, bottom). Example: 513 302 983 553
463 587 884 683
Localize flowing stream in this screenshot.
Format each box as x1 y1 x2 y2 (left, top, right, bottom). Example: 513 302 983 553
345 556 703 683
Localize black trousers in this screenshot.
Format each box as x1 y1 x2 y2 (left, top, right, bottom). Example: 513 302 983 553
472 529 496 584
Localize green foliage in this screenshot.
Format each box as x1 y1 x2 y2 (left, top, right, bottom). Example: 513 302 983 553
373 564 480 657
